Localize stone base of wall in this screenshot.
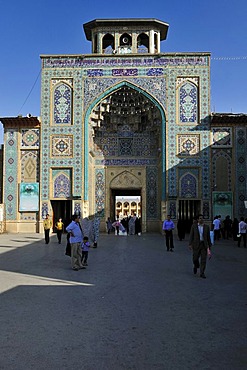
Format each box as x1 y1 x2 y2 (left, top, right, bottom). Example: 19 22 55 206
5 221 40 233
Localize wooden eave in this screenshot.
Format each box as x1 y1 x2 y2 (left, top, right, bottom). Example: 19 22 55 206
0 116 40 129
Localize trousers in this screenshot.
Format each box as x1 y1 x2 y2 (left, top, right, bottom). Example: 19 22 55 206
193 241 207 273
165 230 174 250
44 229 50 244
238 233 246 248
71 242 83 269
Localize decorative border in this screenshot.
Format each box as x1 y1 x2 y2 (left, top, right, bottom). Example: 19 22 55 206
43 55 209 69
146 167 159 219
4 130 18 219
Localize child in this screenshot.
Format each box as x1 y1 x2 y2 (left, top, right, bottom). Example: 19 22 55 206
81 236 90 266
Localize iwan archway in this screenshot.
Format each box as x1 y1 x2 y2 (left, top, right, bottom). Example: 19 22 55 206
84 81 166 232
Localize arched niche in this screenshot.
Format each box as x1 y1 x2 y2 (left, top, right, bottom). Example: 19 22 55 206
137 33 149 53
53 82 72 124
177 81 198 124
102 33 115 54
180 173 198 198
53 172 71 198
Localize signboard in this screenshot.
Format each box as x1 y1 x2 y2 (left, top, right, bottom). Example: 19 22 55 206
212 192 233 219
19 183 39 212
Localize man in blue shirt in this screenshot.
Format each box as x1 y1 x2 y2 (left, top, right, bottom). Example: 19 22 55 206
66 214 84 271
162 215 175 252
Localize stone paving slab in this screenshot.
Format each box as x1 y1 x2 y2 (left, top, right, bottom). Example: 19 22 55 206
0 232 247 370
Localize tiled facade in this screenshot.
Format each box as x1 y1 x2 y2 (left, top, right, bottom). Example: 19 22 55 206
38 52 211 231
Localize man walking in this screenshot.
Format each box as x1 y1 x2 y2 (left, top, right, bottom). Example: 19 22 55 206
43 214 53 244
189 214 212 278
238 217 247 248
66 215 84 271
162 215 175 252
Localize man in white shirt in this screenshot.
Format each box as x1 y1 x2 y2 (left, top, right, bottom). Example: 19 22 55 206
213 216 221 241
238 217 247 248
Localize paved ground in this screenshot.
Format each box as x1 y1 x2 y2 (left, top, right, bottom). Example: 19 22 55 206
0 232 246 370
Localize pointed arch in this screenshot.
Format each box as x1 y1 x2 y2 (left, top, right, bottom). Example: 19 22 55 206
120 33 132 46
53 82 72 124
137 33 149 53
177 80 198 123
21 151 39 182
53 172 71 198
179 173 198 198
84 81 167 201
102 33 115 54
212 150 232 191
110 170 142 189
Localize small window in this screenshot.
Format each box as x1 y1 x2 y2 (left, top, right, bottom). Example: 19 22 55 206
137 33 149 53
102 33 115 54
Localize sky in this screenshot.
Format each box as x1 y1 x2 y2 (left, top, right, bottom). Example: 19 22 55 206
0 0 247 144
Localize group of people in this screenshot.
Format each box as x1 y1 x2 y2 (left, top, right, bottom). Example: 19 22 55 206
213 215 247 248
106 214 142 236
42 214 65 244
43 213 100 271
163 212 247 278
43 211 246 274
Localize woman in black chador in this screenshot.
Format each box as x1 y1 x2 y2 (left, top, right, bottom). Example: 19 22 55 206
232 218 239 241
177 219 186 241
135 216 142 235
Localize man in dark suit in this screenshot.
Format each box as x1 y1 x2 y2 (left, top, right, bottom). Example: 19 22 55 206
189 214 212 278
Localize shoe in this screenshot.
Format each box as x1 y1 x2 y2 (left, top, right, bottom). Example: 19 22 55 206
83 263 88 266
72 268 79 271
167 249 169 252
170 249 173 252
193 267 197 274
200 273 206 279
79 266 86 269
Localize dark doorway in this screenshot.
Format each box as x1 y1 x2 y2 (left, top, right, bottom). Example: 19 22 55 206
51 200 72 232
110 189 141 221
178 200 201 233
